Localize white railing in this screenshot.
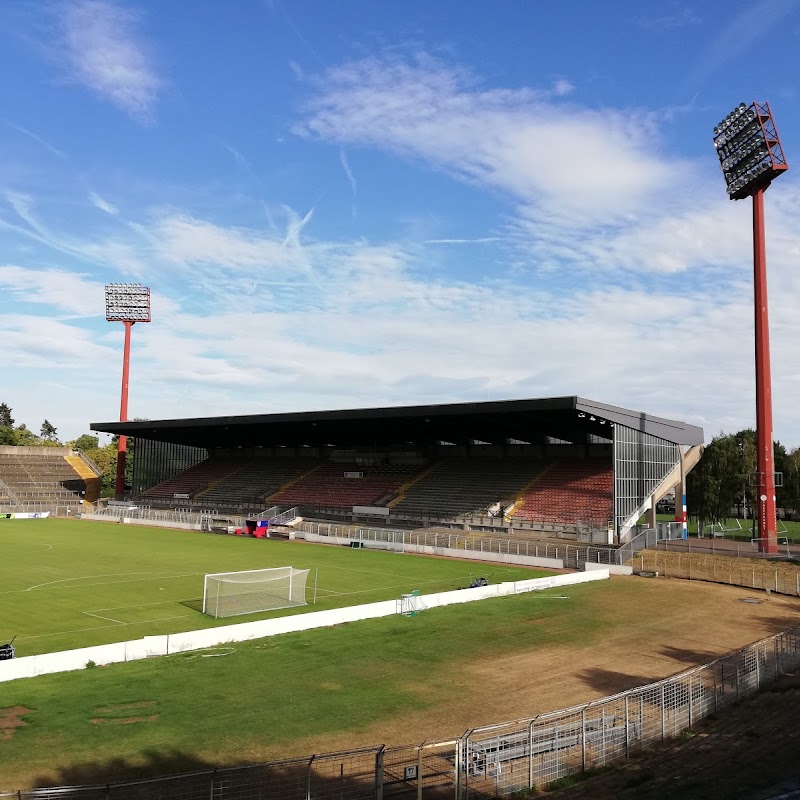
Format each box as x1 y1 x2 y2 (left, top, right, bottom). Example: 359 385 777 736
297 521 619 568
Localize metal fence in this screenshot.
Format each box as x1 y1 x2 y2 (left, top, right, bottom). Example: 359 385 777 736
297 521 618 569
5 626 800 799
635 549 800 597
84 506 246 529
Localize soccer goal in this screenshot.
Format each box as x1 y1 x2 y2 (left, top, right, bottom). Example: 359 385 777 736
202 566 310 618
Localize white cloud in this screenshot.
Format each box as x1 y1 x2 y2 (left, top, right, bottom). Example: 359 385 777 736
339 149 357 195
0 265 103 315
295 55 688 224
58 0 163 122
552 79 574 96
89 191 118 215
4 122 66 158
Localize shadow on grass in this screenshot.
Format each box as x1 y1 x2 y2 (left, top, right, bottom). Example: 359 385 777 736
34 749 219 787
179 598 205 613
33 749 389 796
578 668 656 695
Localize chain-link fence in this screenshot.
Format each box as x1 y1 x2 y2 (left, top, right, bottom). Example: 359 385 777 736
5 626 799 799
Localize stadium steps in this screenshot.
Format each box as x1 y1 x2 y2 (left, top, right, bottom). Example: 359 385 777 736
0 449 87 508
511 459 613 525
263 464 323 503
504 461 556 519
194 464 249 498
268 463 421 509
64 455 101 503
387 460 441 509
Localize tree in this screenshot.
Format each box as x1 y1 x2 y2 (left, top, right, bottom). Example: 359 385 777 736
84 443 119 495
687 433 742 533
688 428 791 531
71 434 100 452
40 419 59 442
14 424 40 446
782 448 800 520
0 403 13 427
0 425 15 445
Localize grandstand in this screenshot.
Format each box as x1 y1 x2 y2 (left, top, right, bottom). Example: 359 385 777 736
91 397 703 544
510 458 614 525
390 458 546 519
0 446 101 513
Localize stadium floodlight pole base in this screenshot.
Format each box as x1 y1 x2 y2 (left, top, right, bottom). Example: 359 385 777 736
752 188 778 555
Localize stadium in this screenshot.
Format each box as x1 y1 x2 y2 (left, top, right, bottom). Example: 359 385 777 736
2 394 800 797
89 395 704 544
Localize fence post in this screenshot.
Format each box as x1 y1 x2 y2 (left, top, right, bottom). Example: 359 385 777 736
688 675 693 729
624 695 630 759
581 708 587 771
209 768 217 800
528 720 535 790
455 736 462 800
375 746 384 800
660 685 666 740
418 744 424 800
306 754 315 800
463 734 470 800
756 646 761 688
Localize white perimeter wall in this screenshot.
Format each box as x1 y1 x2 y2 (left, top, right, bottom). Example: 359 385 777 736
0 570 608 684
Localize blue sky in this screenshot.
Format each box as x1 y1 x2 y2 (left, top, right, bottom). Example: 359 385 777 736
2 0 800 445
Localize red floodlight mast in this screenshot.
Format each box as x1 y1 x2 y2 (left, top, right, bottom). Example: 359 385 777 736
712 102 789 554
105 284 151 500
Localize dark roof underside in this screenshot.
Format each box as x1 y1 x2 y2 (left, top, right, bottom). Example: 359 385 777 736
91 397 704 449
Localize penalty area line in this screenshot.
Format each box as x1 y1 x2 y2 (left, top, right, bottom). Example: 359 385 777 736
83 610 126 625
17 614 191 642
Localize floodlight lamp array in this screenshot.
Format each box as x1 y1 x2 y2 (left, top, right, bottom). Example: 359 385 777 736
105 283 151 322
712 102 788 200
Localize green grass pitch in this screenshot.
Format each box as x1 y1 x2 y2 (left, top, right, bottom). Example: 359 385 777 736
0 518 553 657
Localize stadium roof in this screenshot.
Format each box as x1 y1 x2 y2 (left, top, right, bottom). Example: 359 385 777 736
91 397 704 449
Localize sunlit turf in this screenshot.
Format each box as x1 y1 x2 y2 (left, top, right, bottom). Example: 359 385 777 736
0 579 610 789
0 518 552 656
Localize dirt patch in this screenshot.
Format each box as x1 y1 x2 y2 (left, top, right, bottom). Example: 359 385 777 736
94 701 157 714
0 706 33 741
91 701 159 726
230 577 800 763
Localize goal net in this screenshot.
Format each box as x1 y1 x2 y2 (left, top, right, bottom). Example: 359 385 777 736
202 566 310 618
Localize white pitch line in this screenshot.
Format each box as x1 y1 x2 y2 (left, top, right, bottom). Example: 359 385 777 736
88 600 187 612
83 610 126 624
24 571 202 592
16 614 192 642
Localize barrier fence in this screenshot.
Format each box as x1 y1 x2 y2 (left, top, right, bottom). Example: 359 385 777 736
83 506 246 529
297 521 619 569
4 625 799 799
635 549 800 597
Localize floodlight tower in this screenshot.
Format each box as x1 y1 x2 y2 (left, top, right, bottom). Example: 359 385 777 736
105 284 151 500
712 102 789 554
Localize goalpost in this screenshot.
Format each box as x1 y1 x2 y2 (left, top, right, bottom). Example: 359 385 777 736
202 566 310 618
